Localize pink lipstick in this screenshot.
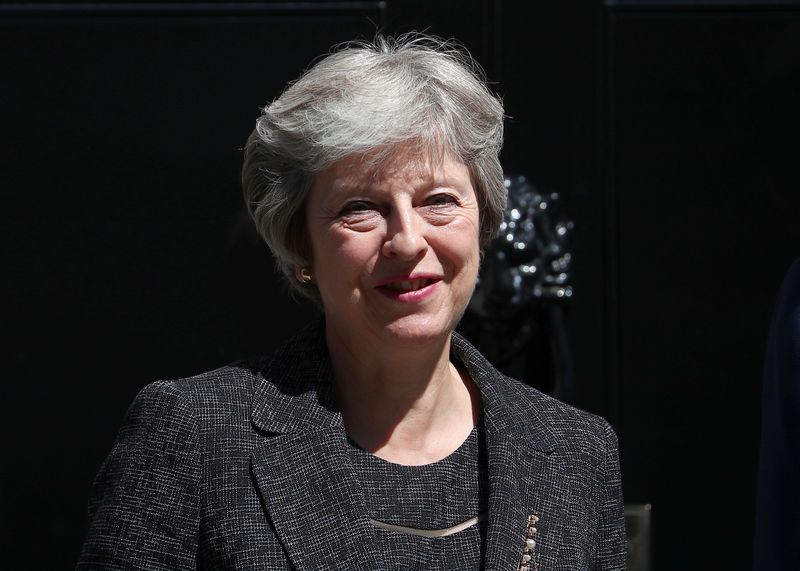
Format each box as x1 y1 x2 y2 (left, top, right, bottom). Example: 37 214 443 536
375 274 441 302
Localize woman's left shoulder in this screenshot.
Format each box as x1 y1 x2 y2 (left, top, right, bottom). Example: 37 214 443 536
452 331 617 448
507 375 613 426
504 375 616 442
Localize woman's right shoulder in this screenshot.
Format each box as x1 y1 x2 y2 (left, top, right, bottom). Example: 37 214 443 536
157 358 267 396
127 357 272 432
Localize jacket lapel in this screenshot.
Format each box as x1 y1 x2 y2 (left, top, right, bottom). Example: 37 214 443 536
483 435 570 569
248 322 381 570
453 332 568 569
482 430 533 569
251 429 380 570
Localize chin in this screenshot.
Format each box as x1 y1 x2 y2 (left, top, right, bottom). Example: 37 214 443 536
376 312 462 346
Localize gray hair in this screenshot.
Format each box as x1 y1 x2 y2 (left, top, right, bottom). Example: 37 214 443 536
242 33 506 300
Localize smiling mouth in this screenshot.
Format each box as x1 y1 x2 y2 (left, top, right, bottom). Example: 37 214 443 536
382 279 436 292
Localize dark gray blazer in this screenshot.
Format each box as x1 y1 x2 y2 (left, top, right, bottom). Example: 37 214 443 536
78 323 626 570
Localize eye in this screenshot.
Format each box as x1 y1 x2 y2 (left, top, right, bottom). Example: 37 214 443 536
425 193 459 207
339 200 374 215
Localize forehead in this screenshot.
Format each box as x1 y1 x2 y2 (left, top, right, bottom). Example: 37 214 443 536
313 146 472 194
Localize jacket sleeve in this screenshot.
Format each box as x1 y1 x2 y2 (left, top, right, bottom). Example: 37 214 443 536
597 421 627 570
77 381 201 570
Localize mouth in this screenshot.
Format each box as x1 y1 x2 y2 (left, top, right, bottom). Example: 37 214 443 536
382 278 436 292
376 275 442 301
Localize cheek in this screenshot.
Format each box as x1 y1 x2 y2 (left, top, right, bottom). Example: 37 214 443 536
316 230 380 278
437 218 481 264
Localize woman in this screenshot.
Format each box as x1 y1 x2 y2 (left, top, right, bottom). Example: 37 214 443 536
78 35 626 570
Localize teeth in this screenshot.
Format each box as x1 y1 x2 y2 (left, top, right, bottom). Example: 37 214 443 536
386 279 426 291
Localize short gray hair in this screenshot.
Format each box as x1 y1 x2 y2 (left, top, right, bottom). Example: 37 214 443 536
242 33 506 300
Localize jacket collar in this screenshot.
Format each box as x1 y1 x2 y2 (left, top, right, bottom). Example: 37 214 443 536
449 330 559 455
449 330 566 568
250 320 343 434
249 320 565 569
251 320 560 451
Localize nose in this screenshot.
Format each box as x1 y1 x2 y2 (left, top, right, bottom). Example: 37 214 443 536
381 206 427 260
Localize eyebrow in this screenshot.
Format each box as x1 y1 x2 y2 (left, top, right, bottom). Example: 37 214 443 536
330 173 468 194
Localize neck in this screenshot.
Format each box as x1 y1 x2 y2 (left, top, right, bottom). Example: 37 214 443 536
325 322 480 465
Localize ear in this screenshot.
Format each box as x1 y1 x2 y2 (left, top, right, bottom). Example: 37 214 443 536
295 266 313 284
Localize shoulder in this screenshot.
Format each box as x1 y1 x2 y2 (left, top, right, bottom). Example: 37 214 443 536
127 320 338 438
156 361 263 407
142 321 326 405
491 367 618 461
98 360 275 468
507 373 612 433
107 367 259 460
129 362 263 423
452 330 616 455
80 367 266 567
507 376 618 452
112 361 270 461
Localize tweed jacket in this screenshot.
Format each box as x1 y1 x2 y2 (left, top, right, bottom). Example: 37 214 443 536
78 322 626 570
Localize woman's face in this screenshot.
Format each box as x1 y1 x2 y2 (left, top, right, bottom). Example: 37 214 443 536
305 146 481 348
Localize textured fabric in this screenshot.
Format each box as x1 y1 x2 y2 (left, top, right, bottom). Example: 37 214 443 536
754 258 800 570
78 321 626 570
348 421 487 569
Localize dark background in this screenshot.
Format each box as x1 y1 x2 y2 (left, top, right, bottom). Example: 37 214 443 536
3 1 799 568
